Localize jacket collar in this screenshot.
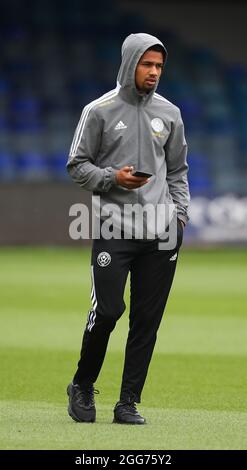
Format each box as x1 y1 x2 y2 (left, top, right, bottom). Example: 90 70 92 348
118 84 154 106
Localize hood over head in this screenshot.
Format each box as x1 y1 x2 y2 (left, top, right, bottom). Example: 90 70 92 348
117 33 168 98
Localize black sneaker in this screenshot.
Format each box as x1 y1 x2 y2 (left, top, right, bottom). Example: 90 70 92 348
113 400 146 425
67 382 98 423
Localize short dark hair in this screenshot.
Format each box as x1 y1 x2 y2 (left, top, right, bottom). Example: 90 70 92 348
147 44 166 63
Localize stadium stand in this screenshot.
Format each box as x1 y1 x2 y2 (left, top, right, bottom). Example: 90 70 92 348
0 0 246 197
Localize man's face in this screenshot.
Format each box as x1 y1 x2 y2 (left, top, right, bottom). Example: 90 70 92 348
135 50 164 93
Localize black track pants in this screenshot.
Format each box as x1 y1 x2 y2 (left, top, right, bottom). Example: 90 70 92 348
73 223 183 402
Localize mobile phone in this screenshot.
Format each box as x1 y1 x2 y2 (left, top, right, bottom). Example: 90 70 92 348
132 171 153 178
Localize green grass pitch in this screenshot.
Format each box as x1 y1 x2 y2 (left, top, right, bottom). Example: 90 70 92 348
0 247 247 450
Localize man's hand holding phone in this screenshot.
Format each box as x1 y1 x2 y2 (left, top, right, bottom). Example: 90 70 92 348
116 166 152 189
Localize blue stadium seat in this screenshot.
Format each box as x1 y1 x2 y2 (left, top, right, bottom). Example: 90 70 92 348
15 153 50 181
46 153 69 181
0 153 16 180
188 153 211 196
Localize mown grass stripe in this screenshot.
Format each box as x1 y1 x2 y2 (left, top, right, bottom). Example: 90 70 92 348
1 401 247 450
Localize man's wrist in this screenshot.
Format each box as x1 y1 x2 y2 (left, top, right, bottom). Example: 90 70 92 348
113 169 119 185
178 218 186 228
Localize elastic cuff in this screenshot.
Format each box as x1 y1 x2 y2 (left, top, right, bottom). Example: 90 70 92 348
110 169 118 185
104 167 118 190
120 391 140 403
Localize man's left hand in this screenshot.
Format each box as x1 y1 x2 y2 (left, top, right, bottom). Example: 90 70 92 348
178 219 185 229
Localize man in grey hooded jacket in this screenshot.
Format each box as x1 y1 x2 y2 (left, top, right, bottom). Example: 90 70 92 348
66 33 190 425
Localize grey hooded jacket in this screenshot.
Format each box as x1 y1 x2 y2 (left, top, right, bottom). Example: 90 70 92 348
67 33 190 235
